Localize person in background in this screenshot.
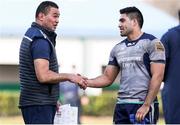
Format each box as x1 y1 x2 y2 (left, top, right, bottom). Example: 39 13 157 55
161 10 180 124
59 65 82 124
19 1 86 124
86 6 165 124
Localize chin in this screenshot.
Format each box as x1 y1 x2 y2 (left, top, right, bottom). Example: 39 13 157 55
120 34 126 37
53 27 57 31
120 32 124 36
50 28 55 32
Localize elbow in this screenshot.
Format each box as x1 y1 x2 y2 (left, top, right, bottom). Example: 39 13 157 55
37 75 48 83
105 78 114 87
35 70 51 83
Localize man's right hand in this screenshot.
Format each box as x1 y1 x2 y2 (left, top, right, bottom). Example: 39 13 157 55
70 74 88 90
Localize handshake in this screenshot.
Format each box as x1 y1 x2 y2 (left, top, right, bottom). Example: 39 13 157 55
67 72 107 90
70 74 89 90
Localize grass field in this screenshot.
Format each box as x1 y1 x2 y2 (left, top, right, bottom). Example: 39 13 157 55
0 115 165 124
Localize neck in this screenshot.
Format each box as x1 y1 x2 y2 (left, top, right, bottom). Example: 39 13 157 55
35 20 42 26
127 29 143 41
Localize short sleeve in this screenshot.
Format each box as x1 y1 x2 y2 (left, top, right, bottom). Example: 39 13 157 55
147 39 166 63
31 39 51 60
108 46 119 67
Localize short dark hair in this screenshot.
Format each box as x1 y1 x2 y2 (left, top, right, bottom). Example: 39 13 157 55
35 1 59 18
120 6 144 28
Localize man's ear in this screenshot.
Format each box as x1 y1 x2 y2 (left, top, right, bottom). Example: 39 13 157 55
132 19 139 27
37 12 45 21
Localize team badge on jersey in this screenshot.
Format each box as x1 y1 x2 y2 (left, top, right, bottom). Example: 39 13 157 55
155 42 164 52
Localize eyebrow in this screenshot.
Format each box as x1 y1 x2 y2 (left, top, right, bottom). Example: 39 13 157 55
53 13 60 16
119 18 125 22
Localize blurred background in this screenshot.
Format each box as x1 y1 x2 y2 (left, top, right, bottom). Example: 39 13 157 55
0 0 179 124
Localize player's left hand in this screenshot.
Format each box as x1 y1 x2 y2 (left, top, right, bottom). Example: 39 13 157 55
135 104 150 122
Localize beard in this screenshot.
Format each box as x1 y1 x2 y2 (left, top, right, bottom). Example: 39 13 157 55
120 33 126 37
120 29 132 37
120 31 127 37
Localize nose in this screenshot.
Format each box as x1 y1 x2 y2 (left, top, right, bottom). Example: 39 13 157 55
56 18 59 24
118 23 122 29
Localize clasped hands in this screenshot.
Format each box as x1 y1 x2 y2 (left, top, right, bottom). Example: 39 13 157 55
71 74 88 90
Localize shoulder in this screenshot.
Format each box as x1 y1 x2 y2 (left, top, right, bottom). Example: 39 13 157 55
32 39 50 47
24 27 45 40
140 33 161 48
163 25 180 36
31 39 51 54
31 39 51 60
111 39 126 52
168 25 180 36
141 33 157 41
141 33 164 51
115 39 126 47
169 25 180 32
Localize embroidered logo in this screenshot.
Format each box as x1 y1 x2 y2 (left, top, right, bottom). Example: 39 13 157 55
155 42 164 51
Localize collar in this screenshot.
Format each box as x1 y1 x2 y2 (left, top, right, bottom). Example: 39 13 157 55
31 22 57 46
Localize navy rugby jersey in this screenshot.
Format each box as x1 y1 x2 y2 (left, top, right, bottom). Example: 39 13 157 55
108 33 165 104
